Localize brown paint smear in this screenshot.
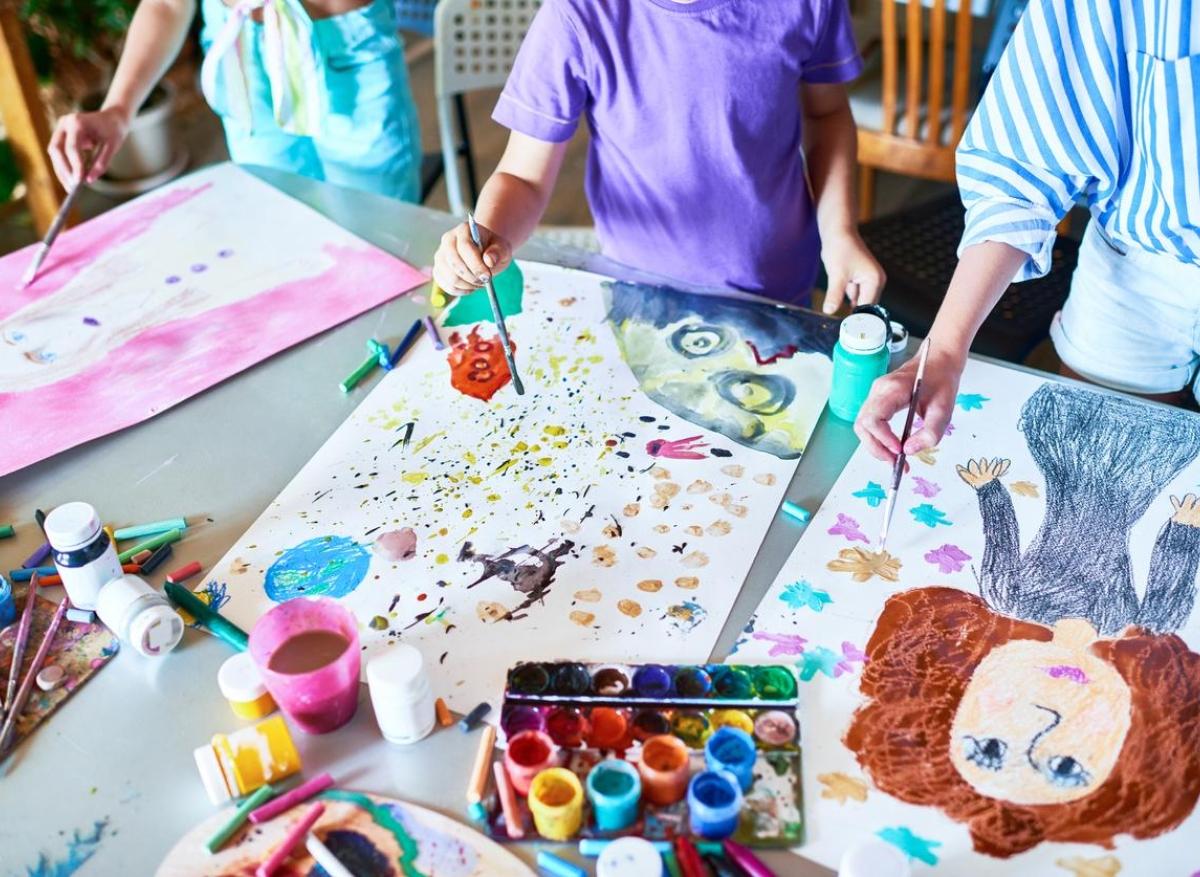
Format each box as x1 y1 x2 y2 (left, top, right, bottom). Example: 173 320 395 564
845 587 1200 858
447 327 513 401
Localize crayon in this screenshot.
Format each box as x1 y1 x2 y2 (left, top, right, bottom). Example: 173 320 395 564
21 542 51 569
388 319 423 368
422 316 445 350
435 697 453 727
113 518 187 541
139 542 173 574
466 725 496 804
65 608 95 624
255 801 325 877
34 509 45 531
493 761 524 839
36 563 138 587
9 566 55 582
206 784 276 852
118 528 182 564
662 850 684 877
131 550 153 565
579 839 673 857
536 850 585 877
723 840 777 877
780 500 811 524
458 701 491 732
305 834 354 877
0 524 13 539
250 773 334 824
340 349 379 393
674 837 707 877
166 561 203 584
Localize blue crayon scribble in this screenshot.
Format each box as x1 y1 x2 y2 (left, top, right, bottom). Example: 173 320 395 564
852 482 887 508
911 504 952 528
877 826 942 865
955 393 990 411
264 535 371 602
199 580 230 613
25 819 109 877
779 580 833 613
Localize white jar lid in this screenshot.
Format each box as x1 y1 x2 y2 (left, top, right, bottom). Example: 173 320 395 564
193 744 234 805
219 651 269 704
366 643 427 698
838 838 912 877
597 837 663 877
44 502 103 552
839 312 889 354
130 602 183 657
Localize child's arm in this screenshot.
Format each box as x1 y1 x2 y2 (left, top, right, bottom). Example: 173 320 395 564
802 82 885 315
48 0 195 186
434 132 567 293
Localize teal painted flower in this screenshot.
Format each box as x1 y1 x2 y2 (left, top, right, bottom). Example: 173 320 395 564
779 579 833 612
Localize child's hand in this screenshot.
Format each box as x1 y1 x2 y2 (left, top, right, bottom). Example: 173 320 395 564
434 221 513 294
819 232 885 315
855 344 965 462
48 107 130 187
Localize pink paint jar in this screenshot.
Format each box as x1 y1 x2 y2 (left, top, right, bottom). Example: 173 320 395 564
504 730 561 795
249 598 361 734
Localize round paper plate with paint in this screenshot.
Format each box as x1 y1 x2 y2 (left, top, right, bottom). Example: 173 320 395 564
156 789 534 876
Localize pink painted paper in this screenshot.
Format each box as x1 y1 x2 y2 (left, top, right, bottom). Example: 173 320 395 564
0 164 427 476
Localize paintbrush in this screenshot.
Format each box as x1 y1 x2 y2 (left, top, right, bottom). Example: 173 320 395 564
20 152 96 289
0 596 67 756
465 211 525 396
2 572 40 719
878 338 931 551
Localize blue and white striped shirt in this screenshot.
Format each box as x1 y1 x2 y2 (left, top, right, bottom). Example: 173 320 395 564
957 0 1200 280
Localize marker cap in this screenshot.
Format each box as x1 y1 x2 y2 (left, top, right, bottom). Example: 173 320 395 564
838 313 889 355
44 502 103 552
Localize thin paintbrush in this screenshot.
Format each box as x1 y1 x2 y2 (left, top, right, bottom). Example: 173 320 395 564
879 339 931 551
0 596 67 756
20 153 96 288
465 211 525 395
2 571 39 719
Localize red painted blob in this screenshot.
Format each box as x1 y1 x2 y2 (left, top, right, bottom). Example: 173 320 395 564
447 327 514 401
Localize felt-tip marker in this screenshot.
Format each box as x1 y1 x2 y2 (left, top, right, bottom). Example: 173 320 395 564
458 700 491 732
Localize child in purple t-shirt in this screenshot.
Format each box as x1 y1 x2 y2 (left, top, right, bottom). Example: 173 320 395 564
433 0 882 311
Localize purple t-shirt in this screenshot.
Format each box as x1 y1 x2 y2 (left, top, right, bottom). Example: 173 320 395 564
493 0 863 302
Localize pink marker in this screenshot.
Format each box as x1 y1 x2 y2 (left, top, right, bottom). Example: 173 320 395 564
255 801 325 877
249 773 335 824
722 840 777 877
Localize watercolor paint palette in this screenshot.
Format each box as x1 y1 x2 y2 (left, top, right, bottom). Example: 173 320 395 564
482 660 805 847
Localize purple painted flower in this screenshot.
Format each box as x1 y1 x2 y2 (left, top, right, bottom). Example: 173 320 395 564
912 476 940 498
190 264 208 273
835 641 867 676
827 513 868 543
924 543 971 574
752 631 807 657
913 415 954 436
165 275 181 284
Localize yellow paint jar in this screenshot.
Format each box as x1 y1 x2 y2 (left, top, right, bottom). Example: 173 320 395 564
217 651 277 720
528 768 584 841
193 715 301 805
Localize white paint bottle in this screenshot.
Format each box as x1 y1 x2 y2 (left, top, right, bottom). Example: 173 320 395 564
95 574 183 657
839 838 911 877
367 644 436 745
45 502 123 611
596 837 663 877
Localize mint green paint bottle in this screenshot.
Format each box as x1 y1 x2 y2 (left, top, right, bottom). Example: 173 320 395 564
828 311 890 421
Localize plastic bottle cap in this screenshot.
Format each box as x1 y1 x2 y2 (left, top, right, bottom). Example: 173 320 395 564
96 574 182 658
44 502 103 552
129 602 184 657
838 838 912 877
838 312 889 354
366 643 427 698
193 744 234 805
218 651 270 704
596 837 663 877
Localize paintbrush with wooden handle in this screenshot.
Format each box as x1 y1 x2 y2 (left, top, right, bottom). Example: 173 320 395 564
879 338 931 551
21 152 97 288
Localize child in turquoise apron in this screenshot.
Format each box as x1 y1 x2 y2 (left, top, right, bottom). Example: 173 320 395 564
49 0 420 202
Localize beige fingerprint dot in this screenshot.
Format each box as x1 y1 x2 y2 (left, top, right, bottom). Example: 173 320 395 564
720 464 745 478
707 520 732 536
687 480 713 494
569 611 596 627
653 524 671 534
618 599 643 618
682 551 710 569
652 468 672 480
686 525 704 537
709 492 732 507
637 546 658 559
574 588 602 603
623 502 641 517
728 504 748 518
754 473 777 486
593 546 617 567
476 601 508 622
675 576 700 590
560 518 581 534
650 493 670 510
637 579 664 592
602 522 621 539
656 482 681 499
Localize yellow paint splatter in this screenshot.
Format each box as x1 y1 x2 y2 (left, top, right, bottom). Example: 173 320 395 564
593 546 617 567
683 525 701 537
544 425 566 436
636 546 657 559
687 480 713 494
602 521 621 539
652 468 672 480
818 772 869 805
412 430 446 455
915 446 939 465
435 553 449 565
574 588 602 602
569 611 596 627
402 471 429 484
462 508 473 519
486 493 501 502
618 599 642 618
537 457 552 466
512 441 528 453
682 552 709 569
463 450 476 464
728 504 748 518
707 520 732 536
477 602 508 622
623 503 640 518
1011 480 1040 498
1056 856 1122 877
637 579 664 592
827 547 902 582
720 464 745 478
675 576 700 590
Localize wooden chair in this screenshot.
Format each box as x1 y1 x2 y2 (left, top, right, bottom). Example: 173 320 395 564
856 0 975 220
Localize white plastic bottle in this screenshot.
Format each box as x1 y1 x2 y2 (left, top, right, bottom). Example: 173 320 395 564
45 502 123 611
95 574 183 657
366 644 436 744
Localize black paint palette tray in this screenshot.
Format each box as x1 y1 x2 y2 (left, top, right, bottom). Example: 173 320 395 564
479 660 806 847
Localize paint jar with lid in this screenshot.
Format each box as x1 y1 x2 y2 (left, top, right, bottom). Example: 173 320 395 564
0 576 14 628
218 651 277 720
95 574 183 657
45 502 123 611
597 837 663 877
366 643 436 745
687 769 743 839
193 714 302 805
828 308 891 422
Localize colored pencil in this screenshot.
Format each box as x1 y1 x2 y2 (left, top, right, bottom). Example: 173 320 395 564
465 212 524 395
255 802 325 877
2 572 39 718
20 153 96 288
249 773 334 824
879 338 930 550
0 597 67 755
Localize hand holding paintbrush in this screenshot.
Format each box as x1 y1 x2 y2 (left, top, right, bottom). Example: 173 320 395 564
465 211 525 396
878 339 931 551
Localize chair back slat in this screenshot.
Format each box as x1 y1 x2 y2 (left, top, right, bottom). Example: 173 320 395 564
950 3 974 143
926 0 947 145
881 0 899 133
904 0 923 139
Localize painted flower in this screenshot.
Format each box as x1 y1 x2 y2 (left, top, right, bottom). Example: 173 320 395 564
955 393 990 411
912 476 941 498
910 503 952 528
779 580 833 612
852 481 887 508
827 547 902 582
752 631 808 657
924 543 971 574
827 513 869 543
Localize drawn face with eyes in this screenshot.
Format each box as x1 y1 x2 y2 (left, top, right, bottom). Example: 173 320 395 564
950 618 1132 804
606 283 837 459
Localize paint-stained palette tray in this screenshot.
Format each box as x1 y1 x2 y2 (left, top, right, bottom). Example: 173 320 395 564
482 660 805 846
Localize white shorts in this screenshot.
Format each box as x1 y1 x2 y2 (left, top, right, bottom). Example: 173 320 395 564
1050 222 1200 400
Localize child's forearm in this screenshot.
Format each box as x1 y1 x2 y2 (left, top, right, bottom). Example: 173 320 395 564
927 241 1029 360
474 172 550 252
102 0 196 122
803 92 858 239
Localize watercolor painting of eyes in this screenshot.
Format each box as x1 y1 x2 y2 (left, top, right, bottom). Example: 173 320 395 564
1043 755 1091 789
963 735 1007 771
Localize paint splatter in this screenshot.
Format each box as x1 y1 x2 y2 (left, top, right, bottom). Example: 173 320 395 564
796 641 866 681
574 588 602 603
779 579 832 612
681 551 709 568
1055 856 1122 877
370 615 389 630
914 446 939 465
720 464 745 478
827 547 901 582
618 599 642 617
912 476 940 497
752 631 807 657
1011 480 1040 497
623 502 641 517
852 481 886 507
636 546 657 559
375 528 417 562
652 524 670 534
827 513 868 543
675 576 700 590
1045 664 1090 684
637 579 663 592
592 546 617 567
706 520 731 536
570 610 596 627
818 772 869 804
647 435 709 459
447 327 513 401
650 481 681 509
685 525 704 537
663 601 707 633
460 540 573 622
82 316 100 327
924 543 971 574
477 601 508 622
876 826 942 865
264 535 371 601
754 473 776 486
23 818 109 877
911 503 952 528
955 392 990 411
687 479 712 494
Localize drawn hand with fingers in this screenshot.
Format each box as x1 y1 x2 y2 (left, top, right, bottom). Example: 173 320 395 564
1170 494 1200 527
956 457 1012 489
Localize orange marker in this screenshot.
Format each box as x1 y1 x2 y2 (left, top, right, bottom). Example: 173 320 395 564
435 697 453 727
493 761 525 839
